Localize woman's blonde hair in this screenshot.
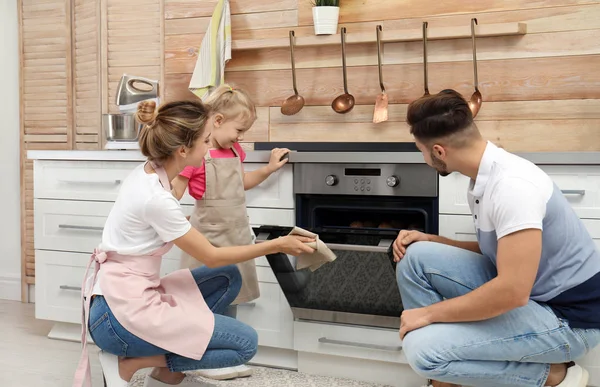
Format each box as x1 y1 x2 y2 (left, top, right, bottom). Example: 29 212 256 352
203 84 257 127
135 100 211 164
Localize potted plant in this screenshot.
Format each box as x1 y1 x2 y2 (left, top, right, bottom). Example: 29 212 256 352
311 0 340 35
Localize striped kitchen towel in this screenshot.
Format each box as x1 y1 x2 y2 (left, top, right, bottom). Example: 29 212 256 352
188 0 231 100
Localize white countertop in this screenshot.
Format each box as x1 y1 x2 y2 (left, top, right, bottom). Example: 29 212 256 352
26 149 600 165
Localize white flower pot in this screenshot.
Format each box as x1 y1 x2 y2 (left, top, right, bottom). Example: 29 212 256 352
312 6 340 35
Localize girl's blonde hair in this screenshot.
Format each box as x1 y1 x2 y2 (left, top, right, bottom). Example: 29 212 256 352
135 99 211 164
203 84 257 127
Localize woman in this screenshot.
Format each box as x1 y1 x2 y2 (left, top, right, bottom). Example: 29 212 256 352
72 99 314 387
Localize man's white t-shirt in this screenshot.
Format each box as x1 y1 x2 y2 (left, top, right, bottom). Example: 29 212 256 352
91 163 191 295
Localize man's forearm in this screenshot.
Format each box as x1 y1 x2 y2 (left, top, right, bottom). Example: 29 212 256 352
425 277 523 324
429 234 481 254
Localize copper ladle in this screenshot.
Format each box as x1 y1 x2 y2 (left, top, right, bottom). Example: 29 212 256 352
468 18 482 117
332 27 355 114
281 30 305 116
422 21 430 97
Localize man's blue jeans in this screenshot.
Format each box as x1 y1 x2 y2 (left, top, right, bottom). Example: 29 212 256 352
397 241 600 387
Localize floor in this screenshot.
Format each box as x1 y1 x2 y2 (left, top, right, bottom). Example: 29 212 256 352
0 300 390 387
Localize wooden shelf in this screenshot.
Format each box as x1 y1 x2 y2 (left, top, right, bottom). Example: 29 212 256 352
231 22 527 51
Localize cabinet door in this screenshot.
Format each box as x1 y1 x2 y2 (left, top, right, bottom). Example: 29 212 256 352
439 215 477 242
236 277 294 350
439 173 471 215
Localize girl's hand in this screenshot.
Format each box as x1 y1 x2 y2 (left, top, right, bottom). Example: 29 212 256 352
267 148 290 173
276 235 315 256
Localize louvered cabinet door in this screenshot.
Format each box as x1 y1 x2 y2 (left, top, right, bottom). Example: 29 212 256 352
105 0 162 114
74 0 102 150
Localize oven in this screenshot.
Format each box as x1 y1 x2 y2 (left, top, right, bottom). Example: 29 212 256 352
254 162 438 330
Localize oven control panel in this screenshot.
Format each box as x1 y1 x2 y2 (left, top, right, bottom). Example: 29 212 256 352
295 163 437 197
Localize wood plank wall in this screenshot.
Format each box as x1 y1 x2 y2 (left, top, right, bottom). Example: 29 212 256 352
164 0 600 152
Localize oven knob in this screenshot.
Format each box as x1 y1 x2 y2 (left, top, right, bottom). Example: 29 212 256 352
325 175 339 186
386 175 400 187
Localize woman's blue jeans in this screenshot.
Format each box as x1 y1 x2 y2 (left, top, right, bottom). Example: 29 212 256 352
88 265 258 372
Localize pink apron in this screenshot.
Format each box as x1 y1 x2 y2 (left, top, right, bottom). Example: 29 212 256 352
73 163 214 387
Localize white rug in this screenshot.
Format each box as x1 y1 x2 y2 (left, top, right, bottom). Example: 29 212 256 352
129 366 392 387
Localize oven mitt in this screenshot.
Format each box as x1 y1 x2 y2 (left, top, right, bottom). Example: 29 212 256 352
288 226 337 272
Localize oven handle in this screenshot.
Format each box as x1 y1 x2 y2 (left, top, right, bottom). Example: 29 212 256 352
255 233 394 254
319 337 402 352
327 241 393 253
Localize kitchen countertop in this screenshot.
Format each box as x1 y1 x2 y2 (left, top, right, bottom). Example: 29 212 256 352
27 149 600 165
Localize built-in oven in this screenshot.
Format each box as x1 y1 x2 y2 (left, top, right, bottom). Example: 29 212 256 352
254 162 438 330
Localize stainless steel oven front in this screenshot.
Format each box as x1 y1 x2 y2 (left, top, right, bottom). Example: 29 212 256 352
255 162 438 330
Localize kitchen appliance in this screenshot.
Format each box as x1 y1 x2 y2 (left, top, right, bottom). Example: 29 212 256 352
103 113 142 142
115 74 159 107
255 162 438 330
105 74 159 150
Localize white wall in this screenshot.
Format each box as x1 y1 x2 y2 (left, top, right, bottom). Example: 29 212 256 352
0 0 22 301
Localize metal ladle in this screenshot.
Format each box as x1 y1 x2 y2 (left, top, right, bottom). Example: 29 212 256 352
281 30 305 116
332 27 355 114
422 21 430 97
468 18 483 118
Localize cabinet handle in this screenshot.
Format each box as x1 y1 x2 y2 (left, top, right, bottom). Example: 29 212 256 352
60 285 82 291
59 179 122 185
561 189 586 196
239 302 256 307
318 337 402 352
58 224 104 232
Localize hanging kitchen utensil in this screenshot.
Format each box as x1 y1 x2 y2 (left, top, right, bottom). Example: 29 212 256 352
115 74 159 106
332 27 355 114
373 25 388 124
468 18 483 118
281 30 305 116
422 21 430 97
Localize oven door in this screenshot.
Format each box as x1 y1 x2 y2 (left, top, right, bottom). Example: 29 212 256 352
254 226 403 330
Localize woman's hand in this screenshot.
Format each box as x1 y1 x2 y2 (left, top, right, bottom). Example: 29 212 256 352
276 235 315 256
267 148 290 173
392 230 431 262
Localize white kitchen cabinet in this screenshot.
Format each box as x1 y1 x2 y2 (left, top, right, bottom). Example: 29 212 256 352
34 160 139 202
438 214 477 242
438 172 471 215
542 165 600 219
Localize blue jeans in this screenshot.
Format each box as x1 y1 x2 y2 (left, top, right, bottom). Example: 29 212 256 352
88 265 258 372
397 241 600 387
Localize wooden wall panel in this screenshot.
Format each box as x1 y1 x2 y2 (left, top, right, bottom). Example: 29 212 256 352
297 0 599 26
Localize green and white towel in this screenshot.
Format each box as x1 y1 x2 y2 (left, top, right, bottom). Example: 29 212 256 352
188 0 231 100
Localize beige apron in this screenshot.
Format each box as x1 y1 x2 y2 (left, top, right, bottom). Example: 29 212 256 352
181 146 260 304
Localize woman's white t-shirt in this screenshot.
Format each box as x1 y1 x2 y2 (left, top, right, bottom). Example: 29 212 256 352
91 163 191 295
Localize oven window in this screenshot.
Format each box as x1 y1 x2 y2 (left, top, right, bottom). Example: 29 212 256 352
313 206 427 232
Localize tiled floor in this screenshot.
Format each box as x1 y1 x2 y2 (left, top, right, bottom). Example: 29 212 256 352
0 299 389 387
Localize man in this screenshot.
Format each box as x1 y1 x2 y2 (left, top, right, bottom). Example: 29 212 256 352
393 90 600 387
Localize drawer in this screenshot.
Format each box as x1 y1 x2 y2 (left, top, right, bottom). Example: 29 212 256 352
180 164 294 209
581 218 600 251
35 250 88 324
237 281 294 349
34 199 112 253
248 208 294 228
34 160 139 202
293 321 407 364
540 165 600 219
439 172 471 215
439 214 477 242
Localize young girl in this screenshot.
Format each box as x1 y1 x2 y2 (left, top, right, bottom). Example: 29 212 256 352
171 84 290 380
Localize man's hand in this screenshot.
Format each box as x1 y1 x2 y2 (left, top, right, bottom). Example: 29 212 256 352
399 307 433 340
392 230 431 262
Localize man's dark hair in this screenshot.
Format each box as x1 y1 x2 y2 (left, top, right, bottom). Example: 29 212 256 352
407 89 475 144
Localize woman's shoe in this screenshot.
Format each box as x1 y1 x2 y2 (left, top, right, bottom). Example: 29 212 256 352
232 364 253 378
98 351 128 387
189 367 239 380
143 374 211 387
